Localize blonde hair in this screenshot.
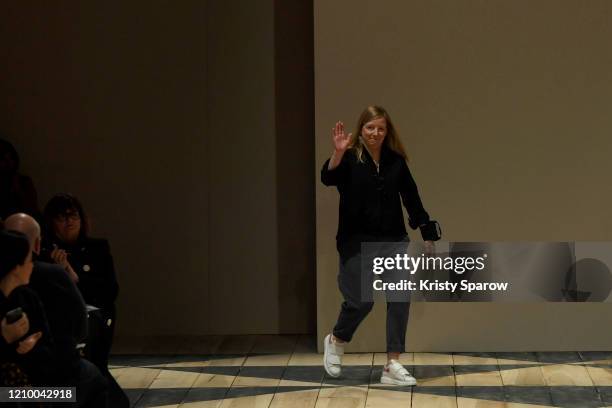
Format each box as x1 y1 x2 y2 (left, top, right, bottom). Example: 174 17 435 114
350 105 409 162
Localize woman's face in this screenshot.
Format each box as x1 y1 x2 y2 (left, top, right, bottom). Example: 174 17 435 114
14 251 33 285
361 116 387 151
53 209 81 243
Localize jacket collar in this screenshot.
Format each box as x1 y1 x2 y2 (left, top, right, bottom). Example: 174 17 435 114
362 143 391 164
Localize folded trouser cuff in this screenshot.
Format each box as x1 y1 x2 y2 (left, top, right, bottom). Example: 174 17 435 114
386 343 406 353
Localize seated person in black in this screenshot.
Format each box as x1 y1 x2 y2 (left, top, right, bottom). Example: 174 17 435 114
42 194 124 404
0 230 56 386
5 213 88 379
4 213 113 407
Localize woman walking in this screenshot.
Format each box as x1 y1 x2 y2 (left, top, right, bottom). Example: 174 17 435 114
321 105 440 385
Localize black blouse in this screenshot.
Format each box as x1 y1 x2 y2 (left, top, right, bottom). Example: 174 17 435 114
42 237 119 310
321 145 431 247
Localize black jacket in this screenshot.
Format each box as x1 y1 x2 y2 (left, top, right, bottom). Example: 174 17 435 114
42 237 119 310
29 261 88 377
0 285 60 385
321 146 431 248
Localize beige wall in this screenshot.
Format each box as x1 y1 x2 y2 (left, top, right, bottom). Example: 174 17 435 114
316 0 612 351
1 1 315 337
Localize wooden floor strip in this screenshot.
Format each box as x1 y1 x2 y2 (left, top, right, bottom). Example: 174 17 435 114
413 353 454 366
315 386 368 408
499 365 546 386
412 390 457 408
365 387 412 407
540 364 594 386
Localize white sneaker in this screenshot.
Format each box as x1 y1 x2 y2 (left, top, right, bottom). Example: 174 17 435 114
323 334 344 378
380 359 417 386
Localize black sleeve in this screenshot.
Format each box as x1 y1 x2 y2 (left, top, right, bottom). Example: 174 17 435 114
0 299 20 361
74 283 88 343
95 240 119 306
321 154 349 186
0 328 18 361
52 268 89 345
21 294 55 362
11 288 59 381
398 160 431 231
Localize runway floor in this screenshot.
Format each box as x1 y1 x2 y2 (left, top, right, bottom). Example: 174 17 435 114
109 335 612 407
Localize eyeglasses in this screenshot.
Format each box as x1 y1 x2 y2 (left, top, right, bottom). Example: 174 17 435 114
55 213 81 222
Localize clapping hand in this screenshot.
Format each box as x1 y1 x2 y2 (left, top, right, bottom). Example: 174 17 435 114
50 245 70 269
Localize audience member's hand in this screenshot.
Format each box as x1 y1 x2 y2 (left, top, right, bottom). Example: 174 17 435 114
65 265 79 283
50 246 70 269
16 331 42 354
1 314 29 344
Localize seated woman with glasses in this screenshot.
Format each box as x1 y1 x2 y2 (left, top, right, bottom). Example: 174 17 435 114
41 194 119 376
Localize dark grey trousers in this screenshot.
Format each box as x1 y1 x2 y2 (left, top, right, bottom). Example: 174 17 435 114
332 238 411 353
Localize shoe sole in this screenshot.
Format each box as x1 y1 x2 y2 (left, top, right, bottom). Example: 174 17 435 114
380 375 417 386
323 334 341 378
